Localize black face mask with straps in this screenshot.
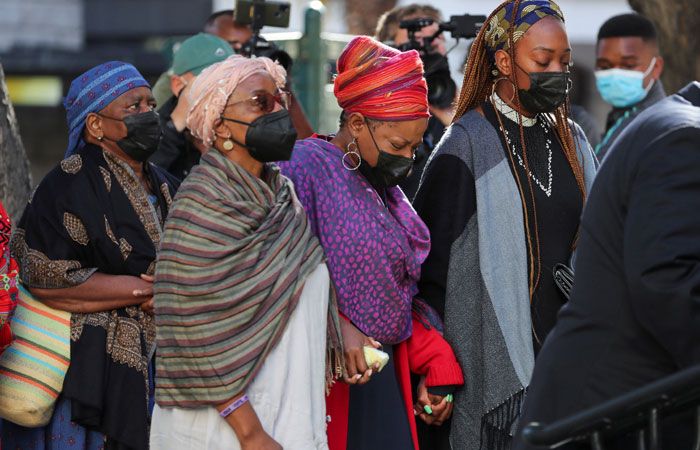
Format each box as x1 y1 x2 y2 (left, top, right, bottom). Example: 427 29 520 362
220 109 298 163
516 63 571 114
100 111 162 162
362 120 415 189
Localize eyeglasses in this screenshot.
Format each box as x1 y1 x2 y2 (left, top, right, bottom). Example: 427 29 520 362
228 90 290 113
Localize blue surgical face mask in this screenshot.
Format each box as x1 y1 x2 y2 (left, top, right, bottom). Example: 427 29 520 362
595 57 657 108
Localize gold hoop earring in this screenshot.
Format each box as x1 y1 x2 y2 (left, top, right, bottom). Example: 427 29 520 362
491 76 517 104
222 138 234 151
342 139 361 171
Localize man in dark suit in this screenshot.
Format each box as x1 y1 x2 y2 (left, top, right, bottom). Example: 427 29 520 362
513 82 700 449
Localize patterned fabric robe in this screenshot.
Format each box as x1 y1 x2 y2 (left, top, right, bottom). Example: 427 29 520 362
10 144 179 450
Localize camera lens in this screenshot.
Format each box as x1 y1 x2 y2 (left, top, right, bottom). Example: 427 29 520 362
422 53 456 109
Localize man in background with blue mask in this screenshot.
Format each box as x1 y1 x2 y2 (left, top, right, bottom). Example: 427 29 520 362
594 13 665 160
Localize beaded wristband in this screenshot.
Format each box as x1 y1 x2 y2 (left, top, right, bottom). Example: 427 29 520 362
219 394 249 418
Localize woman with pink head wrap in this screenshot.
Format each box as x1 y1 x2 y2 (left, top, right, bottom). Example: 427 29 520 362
150 55 343 450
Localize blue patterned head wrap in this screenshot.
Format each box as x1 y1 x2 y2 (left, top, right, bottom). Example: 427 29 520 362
63 61 149 157
484 0 565 59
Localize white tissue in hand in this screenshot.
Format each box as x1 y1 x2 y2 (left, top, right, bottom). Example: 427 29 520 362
363 346 389 373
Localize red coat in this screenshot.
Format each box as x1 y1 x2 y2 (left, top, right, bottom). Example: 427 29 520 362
326 312 464 450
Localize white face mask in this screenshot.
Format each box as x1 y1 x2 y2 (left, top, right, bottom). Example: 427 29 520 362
594 57 657 108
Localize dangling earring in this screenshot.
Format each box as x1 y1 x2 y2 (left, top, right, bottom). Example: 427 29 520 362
342 138 361 171
222 138 234 151
491 76 517 103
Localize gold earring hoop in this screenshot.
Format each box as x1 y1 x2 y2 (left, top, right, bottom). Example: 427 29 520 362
491 76 517 104
222 138 234 151
342 139 361 171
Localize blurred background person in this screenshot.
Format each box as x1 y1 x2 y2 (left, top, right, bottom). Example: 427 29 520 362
413 1 597 448
279 36 464 450
2 61 179 450
152 10 252 108
204 8 255 52
375 4 455 199
203 9 315 139
594 13 665 160
514 80 700 450
152 9 314 160
149 33 233 179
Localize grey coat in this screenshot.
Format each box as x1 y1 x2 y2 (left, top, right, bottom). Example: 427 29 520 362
414 110 597 449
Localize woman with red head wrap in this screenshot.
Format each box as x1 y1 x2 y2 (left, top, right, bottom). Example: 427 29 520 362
278 36 463 450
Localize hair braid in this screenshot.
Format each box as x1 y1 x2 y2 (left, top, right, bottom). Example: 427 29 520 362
452 3 508 122
504 0 542 300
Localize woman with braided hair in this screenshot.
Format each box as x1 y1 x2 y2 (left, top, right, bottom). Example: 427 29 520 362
413 1 598 449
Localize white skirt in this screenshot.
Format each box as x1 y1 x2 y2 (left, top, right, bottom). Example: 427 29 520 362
150 264 331 450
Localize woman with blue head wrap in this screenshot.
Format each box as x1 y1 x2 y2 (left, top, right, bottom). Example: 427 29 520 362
3 61 179 450
413 1 598 449
64 61 153 157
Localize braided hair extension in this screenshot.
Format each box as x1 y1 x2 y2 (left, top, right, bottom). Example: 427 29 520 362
453 0 586 302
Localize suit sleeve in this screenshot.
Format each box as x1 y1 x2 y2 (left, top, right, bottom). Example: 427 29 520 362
624 127 700 368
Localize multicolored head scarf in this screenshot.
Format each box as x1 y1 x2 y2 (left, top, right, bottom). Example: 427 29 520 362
186 55 286 148
334 35 430 121
63 61 150 157
484 0 565 59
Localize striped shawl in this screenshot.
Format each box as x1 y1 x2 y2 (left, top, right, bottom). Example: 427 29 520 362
154 150 341 407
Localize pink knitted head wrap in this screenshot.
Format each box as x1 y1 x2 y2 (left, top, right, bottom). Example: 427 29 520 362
186 55 287 147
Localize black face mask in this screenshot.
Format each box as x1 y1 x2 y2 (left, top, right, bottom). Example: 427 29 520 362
364 123 414 189
517 66 571 114
221 109 297 163
102 111 162 162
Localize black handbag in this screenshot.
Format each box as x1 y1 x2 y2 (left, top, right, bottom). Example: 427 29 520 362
553 263 574 300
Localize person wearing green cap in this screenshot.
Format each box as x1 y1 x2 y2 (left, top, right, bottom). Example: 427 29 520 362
150 33 233 179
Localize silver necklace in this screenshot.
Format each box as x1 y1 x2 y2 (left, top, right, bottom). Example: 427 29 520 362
500 120 553 198
490 92 554 197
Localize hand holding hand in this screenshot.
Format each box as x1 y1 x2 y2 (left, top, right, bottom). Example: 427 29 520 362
414 376 454 426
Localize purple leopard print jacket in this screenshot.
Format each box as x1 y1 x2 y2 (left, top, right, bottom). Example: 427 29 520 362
279 137 430 344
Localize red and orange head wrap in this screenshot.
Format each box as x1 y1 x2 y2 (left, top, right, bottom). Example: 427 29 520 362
334 36 430 121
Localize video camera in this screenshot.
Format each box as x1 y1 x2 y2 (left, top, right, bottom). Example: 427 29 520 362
234 0 293 71
398 14 486 109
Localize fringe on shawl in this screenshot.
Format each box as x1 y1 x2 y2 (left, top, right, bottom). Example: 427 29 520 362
325 285 346 394
479 388 526 450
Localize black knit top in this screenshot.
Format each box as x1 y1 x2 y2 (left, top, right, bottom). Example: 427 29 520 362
483 101 583 353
